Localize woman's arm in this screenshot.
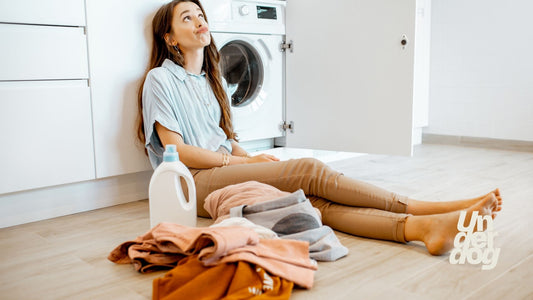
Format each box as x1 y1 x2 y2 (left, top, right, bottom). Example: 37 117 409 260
230 140 250 157
155 123 278 168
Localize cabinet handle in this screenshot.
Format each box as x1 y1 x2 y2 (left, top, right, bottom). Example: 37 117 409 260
401 34 408 49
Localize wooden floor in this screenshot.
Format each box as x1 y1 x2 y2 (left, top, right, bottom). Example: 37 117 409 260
1 144 532 299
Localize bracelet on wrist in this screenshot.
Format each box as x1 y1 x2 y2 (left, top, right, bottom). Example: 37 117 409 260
222 153 230 167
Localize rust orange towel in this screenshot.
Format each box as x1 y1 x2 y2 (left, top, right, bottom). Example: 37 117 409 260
153 255 293 300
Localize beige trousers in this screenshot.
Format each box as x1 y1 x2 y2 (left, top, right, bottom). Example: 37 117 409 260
189 157 411 243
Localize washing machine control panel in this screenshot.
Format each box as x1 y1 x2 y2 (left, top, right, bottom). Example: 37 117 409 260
238 4 277 19
204 0 285 35
233 1 280 22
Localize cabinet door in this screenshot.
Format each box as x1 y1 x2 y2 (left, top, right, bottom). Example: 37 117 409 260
0 24 88 81
0 0 85 26
0 81 95 194
86 0 166 178
285 0 416 156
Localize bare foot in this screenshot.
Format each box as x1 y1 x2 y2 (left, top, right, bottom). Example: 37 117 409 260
466 189 502 213
407 188 502 215
420 193 498 255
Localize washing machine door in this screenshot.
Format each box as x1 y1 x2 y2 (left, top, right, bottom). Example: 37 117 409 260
219 40 264 107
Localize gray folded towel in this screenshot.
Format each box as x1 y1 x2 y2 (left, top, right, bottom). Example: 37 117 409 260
230 189 348 261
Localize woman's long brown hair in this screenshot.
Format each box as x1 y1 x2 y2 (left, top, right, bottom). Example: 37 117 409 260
136 0 236 152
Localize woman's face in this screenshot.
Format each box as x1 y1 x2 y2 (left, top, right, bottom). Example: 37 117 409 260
166 1 211 52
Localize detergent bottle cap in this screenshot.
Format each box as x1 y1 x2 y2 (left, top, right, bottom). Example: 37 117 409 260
163 144 179 162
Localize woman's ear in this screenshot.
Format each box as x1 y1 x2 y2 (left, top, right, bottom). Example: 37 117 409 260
164 33 175 46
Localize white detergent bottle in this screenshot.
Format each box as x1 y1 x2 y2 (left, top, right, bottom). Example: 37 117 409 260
149 144 196 228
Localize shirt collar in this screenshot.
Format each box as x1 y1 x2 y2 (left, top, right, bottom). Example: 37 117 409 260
162 59 206 81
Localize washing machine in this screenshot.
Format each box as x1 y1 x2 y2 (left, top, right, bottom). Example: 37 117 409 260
202 0 285 144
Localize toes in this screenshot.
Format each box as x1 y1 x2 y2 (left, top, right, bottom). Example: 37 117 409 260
495 192 502 202
483 193 498 212
493 196 501 209
491 198 498 210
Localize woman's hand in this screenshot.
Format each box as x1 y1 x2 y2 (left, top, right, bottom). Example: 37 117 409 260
230 140 279 164
246 153 280 164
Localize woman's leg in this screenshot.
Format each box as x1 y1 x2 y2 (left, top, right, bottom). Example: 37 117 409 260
191 157 409 217
311 193 499 255
309 196 410 243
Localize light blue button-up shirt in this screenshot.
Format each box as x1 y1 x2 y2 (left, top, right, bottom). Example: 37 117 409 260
142 59 233 169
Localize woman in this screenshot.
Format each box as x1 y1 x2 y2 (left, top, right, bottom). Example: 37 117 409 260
137 0 502 255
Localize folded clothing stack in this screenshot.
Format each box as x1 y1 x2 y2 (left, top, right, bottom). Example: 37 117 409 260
205 181 348 261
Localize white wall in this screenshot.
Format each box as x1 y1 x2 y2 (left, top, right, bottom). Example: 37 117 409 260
425 0 533 142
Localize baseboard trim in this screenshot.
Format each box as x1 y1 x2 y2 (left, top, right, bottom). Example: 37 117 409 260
0 171 152 228
422 133 533 152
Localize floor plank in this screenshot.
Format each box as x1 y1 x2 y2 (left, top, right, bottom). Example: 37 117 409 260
465 254 533 299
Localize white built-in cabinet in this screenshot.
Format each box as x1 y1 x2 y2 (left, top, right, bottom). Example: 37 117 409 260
0 0 158 194
0 0 94 194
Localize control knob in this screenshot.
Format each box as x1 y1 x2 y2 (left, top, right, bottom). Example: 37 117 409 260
239 5 250 16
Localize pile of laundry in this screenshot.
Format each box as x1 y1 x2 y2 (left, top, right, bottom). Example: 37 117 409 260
109 181 348 299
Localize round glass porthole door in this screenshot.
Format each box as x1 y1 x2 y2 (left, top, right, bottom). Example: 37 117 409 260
219 40 264 107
